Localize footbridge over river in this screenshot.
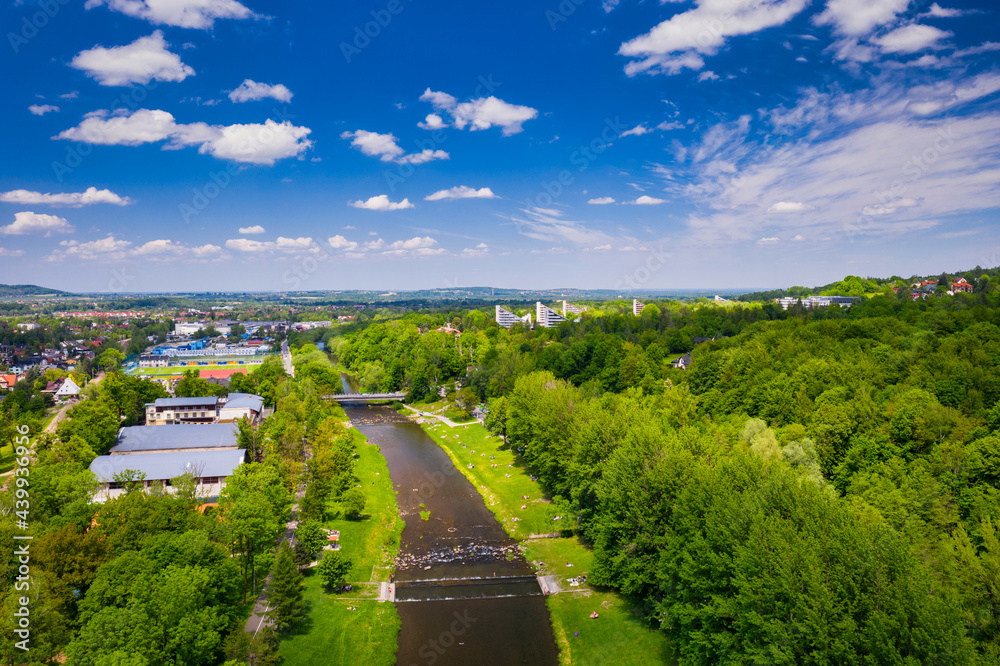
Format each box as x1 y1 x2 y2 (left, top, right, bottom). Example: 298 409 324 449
328 392 406 403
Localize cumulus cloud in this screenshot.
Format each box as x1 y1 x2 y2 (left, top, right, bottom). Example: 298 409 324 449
418 114 448 130
758 237 780 244
922 3 965 17
49 235 131 261
420 88 538 136
1 212 74 236
132 239 222 259
70 31 194 86
461 243 489 256
587 197 616 204
84 0 261 29
425 186 497 201
328 235 359 251
28 104 59 116
225 237 317 253
874 24 952 53
620 124 652 137
238 225 265 234
226 238 273 253
228 79 293 103
627 195 667 205
766 201 815 213
55 110 312 165
620 0 809 76
340 129 448 164
0 247 24 257
697 70 720 82
0 187 132 207
814 0 910 37
349 195 414 211
383 236 444 256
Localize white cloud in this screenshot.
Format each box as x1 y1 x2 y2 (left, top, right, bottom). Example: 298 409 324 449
697 70 720 82
874 24 952 53
657 120 684 130
620 0 809 76
588 197 616 204
766 201 815 213
461 242 489 256
0 247 24 257
226 238 273 253
953 42 1000 58
791 234 806 241
70 31 194 86
921 3 966 18
814 0 910 37
420 88 538 136
84 0 261 29
349 195 414 211
228 79 293 103
29 104 59 116
275 237 317 252
0 187 132 207
1 212 74 236
628 195 667 205
60 91 79 99
56 110 312 165
340 129 448 164
238 225 265 234
328 235 359 251
418 114 447 130
620 124 652 137
510 208 616 247
425 186 497 201
758 237 780 244
384 236 442 255
49 235 131 261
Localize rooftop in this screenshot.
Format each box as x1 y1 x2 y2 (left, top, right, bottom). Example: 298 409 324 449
149 396 220 409
223 393 264 412
110 423 239 453
90 449 246 482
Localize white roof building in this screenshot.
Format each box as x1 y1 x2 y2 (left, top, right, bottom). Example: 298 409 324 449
536 302 567 328
495 305 532 329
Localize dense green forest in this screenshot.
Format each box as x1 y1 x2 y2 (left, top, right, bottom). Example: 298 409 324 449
322 290 1000 663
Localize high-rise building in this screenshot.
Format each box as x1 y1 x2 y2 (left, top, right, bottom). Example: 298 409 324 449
495 305 532 329
633 299 646 316
561 301 587 317
536 302 567 328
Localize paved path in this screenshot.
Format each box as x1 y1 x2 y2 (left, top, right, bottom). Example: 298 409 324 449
281 340 295 378
404 405 479 429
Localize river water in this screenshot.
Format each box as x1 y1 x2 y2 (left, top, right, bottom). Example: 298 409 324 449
341 376 559 665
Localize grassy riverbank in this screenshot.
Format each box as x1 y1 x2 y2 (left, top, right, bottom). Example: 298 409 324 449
278 570 401 666
279 420 403 664
416 416 673 665
414 421 673 666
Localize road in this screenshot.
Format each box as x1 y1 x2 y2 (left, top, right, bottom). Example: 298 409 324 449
281 339 295 377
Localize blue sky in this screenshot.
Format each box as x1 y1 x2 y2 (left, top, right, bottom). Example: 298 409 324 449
1 0 998 293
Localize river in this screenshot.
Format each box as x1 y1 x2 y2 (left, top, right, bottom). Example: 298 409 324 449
341 374 559 665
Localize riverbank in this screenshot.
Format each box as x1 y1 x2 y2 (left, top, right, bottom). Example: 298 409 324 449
414 416 673 665
278 419 403 665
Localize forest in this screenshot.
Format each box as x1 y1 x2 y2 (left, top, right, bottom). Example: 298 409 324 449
323 290 1000 663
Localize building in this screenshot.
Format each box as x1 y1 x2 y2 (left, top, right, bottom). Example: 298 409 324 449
219 393 265 423
673 353 692 370
776 295 862 310
495 305 532 329
561 301 587 317
536 302 567 328
951 278 973 293
89 448 245 502
633 299 645 316
54 377 81 400
110 423 239 455
138 354 170 368
0 374 18 390
17 323 39 331
145 396 221 425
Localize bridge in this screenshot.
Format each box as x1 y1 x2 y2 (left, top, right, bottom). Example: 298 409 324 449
328 392 406 403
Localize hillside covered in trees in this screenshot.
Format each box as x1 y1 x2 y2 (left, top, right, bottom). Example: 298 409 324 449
320 289 1000 663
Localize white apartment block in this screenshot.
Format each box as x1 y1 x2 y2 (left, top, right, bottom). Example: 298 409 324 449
536 302 567 328
633 299 646 316
495 305 532 329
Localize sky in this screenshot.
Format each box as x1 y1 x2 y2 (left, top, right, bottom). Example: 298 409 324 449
1 0 999 293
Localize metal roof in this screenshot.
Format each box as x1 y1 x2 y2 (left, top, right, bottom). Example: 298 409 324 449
110 423 238 453
150 396 219 408
222 393 264 412
90 449 246 482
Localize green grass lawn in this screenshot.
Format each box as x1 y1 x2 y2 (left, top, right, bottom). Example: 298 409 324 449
322 427 403 583
525 538 675 666
278 570 400 666
0 443 13 475
419 420 562 539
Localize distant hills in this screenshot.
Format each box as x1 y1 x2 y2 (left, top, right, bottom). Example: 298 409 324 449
0 284 71 297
